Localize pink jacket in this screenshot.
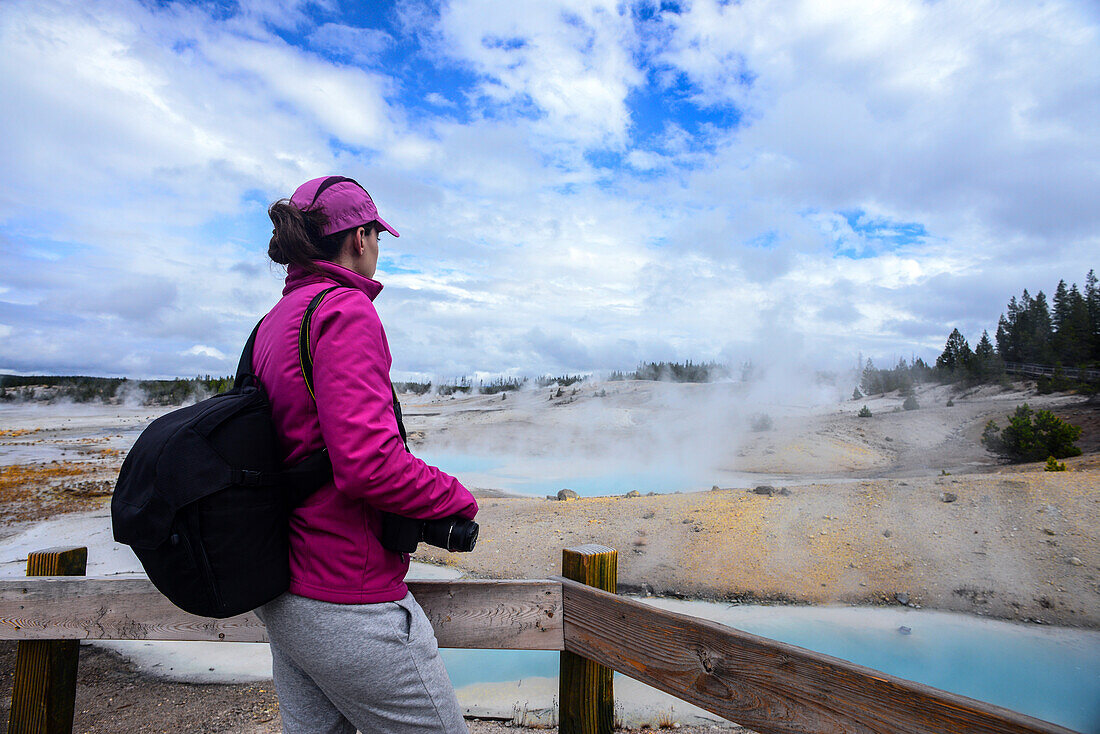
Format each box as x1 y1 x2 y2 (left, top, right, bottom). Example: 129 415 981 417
252 260 478 604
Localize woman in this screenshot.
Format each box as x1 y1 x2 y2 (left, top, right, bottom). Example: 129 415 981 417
252 175 478 734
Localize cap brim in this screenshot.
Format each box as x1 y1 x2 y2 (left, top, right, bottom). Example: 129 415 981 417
376 216 399 237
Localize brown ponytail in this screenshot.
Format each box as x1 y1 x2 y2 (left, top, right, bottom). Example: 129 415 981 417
267 199 346 269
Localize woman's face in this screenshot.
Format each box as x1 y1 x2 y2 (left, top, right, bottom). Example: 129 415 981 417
356 225 380 279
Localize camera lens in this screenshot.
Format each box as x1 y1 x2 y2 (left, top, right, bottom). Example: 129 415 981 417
449 520 478 552
420 517 478 552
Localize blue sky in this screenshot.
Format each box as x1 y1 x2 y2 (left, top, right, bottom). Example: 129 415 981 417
0 0 1098 380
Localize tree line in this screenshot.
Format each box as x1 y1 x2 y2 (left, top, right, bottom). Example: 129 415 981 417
609 360 730 383
854 270 1097 397
934 269 1098 385
0 374 235 405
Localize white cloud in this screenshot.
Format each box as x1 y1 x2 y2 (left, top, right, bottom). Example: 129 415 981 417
424 92 456 108
0 0 1096 379
659 0 1100 242
432 1 644 149
307 22 395 63
184 345 228 360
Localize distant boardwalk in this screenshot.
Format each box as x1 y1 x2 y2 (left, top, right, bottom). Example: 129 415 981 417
1004 362 1100 382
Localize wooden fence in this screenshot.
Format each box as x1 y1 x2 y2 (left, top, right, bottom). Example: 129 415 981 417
0 545 1077 734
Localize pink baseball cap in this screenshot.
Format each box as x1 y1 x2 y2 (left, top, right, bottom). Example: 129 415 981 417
290 176 400 237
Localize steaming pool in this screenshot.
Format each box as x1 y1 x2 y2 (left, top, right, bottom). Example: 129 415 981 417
91 597 1100 731
0 513 1097 730
2 410 1097 730
414 450 806 497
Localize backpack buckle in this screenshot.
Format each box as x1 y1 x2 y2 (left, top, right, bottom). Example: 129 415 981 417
234 469 264 486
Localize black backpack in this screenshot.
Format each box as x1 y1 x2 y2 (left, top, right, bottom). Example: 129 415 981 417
112 289 339 618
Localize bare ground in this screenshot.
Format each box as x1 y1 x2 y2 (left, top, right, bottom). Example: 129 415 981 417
0 642 739 733
0 381 1096 733
411 381 1099 628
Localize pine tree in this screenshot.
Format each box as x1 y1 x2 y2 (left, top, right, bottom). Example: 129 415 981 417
1052 280 1071 336
936 328 972 379
998 295 1026 363
1064 284 1091 365
995 315 1011 362
973 330 1002 380
1052 280 1070 359
861 359 882 395
1086 269 1100 360
1027 291 1054 363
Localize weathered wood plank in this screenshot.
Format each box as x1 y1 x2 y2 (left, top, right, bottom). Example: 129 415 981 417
557 579 1074 734
560 545 617 734
410 579 563 650
9 546 87 734
0 578 563 650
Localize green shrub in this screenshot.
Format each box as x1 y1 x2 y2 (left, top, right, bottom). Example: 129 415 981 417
750 414 773 432
903 395 919 411
981 420 1003 452
1044 456 1067 472
479 377 527 394
858 405 872 418
983 404 1082 462
394 381 432 396
852 387 863 400
946 398 954 407
536 374 584 387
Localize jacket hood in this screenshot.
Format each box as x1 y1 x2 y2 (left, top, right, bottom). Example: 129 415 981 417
283 260 383 301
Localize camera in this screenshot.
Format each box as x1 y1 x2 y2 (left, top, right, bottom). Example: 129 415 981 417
379 512 479 553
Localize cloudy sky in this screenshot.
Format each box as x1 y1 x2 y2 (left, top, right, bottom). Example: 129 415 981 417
1 0 1097 381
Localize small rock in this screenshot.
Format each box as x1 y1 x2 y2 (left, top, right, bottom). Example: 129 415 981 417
897 626 912 635
1042 528 1056 536
623 490 640 498
646 491 658 496
883 529 892 538
940 492 957 503
1068 557 1084 566
898 481 909 486
777 487 791 496
556 488 579 501
884 436 893 442
895 592 910 606
642 510 656 519
711 485 722 492
752 485 775 496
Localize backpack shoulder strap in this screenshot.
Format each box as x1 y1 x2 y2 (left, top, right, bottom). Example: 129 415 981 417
391 384 409 451
233 319 263 389
298 286 343 400
297 285 409 451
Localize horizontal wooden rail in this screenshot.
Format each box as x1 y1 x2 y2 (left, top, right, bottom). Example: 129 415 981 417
1003 362 1100 382
0 577 563 651
556 577 1074 734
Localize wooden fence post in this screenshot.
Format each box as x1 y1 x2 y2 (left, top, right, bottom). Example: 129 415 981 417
559 544 617 734
8 547 87 734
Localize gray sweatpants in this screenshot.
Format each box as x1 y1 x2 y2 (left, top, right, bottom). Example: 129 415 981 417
256 591 468 734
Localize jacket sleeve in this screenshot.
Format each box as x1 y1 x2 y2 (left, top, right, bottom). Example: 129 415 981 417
310 290 478 521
